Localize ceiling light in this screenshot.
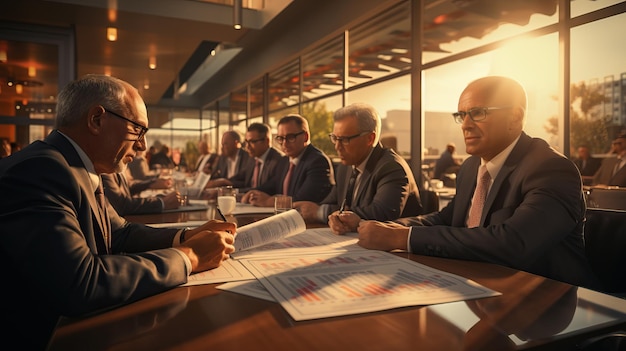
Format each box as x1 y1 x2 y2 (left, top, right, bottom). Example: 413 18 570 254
0 49 6 63
233 0 242 30
149 56 157 70
28 67 36 77
107 27 117 41
15 84 23 94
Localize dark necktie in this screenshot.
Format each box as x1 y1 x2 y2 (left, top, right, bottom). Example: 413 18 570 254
95 178 111 253
344 168 360 208
283 161 295 195
467 165 490 228
252 159 261 187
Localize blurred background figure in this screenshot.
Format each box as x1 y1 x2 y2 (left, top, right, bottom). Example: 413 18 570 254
1 138 11 158
572 144 601 185
195 140 218 174
433 142 461 182
592 133 626 187
128 149 155 180
150 144 176 170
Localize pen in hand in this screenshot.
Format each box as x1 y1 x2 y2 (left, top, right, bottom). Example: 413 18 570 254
216 205 227 222
339 198 346 214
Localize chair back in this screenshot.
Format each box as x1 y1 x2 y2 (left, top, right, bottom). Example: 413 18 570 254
584 208 626 294
419 189 440 214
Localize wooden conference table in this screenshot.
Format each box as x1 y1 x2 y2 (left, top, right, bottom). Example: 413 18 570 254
48 206 626 351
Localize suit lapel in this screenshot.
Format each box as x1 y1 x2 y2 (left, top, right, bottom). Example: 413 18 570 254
45 130 110 253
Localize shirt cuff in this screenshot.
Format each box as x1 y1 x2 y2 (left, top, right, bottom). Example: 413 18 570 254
173 228 193 275
406 226 413 254
317 204 329 223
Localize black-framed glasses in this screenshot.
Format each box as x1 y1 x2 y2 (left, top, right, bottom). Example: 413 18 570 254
275 131 305 144
243 138 265 148
328 131 371 145
452 106 513 124
103 107 149 141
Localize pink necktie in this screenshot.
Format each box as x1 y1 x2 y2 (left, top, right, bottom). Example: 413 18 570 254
252 159 261 188
467 165 490 228
283 161 295 195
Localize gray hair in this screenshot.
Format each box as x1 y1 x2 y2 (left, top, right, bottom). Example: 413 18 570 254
55 74 128 128
333 103 381 144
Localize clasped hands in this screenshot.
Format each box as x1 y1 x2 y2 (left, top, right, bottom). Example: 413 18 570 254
329 211 410 252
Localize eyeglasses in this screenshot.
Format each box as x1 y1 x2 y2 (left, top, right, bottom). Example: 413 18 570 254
103 108 149 141
275 131 305 144
452 106 513 124
328 131 371 145
243 138 265 148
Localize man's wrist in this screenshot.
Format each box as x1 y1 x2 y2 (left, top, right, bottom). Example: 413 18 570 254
180 227 191 242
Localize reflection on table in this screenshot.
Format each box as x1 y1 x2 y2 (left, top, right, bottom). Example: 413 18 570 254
49 207 626 351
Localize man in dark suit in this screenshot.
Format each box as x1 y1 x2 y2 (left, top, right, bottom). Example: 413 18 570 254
210 123 282 192
101 170 181 215
355 76 598 289
0 74 235 349
241 114 335 206
295 103 422 227
573 145 602 177
592 134 626 187
207 130 251 188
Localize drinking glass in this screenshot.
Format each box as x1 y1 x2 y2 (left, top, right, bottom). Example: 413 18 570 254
217 186 237 215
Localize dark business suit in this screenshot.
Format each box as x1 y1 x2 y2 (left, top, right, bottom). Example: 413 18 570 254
573 156 602 177
229 147 283 192
0 130 186 349
321 143 422 221
592 156 626 187
101 172 164 215
257 144 335 202
211 148 250 180
398 132 598 288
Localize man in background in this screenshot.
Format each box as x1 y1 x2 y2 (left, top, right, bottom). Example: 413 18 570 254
242 114 335 206
208 130 250 183
433 142 461 180
295 103 422 228
592 133 626 187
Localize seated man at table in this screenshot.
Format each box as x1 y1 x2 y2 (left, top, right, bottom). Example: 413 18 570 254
209 130 250 180
349 76 598 289
591 133 626 187
294 102 422 224
0 74 235 349
101 169 181 215
242 114 335 206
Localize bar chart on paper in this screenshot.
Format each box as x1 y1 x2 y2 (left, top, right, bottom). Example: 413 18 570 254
240 251 500 320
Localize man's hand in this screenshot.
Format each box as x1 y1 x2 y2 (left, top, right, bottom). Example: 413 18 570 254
241 190 273 207
293 201 320 223
162 191 181 210
328 210 361 235
177 220 236 273
357 220 410 251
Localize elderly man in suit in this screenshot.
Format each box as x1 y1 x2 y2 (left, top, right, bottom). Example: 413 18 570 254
355 76 598 289
242 114 335 206
0 74 235 349
592 134 626 187
295 103 422 225
209 130 250 181
101 170 181 215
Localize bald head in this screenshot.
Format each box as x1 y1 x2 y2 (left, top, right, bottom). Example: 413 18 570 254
458 76 527 161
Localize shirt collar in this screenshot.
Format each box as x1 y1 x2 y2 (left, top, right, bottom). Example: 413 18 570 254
481 134 521 181
57 130 101 191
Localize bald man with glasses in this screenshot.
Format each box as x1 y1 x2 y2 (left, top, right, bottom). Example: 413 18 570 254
355 76 598 289
295 103 422 226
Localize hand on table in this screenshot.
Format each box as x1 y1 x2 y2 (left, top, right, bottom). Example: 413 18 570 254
241 190 273 207
356 220 410 251
328 210 361 235
178 220 236 273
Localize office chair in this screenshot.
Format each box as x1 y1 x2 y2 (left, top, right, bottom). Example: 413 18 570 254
583 208 626 294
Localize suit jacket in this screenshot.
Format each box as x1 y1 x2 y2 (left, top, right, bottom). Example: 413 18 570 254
592 156 626 187
573 156 602 177
321 143 422 221
211 148 250 180
101 172 164 215
127 155 155 180
257 144 335 202
229 147 283 192
0 130 185 349
398 132 598 288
